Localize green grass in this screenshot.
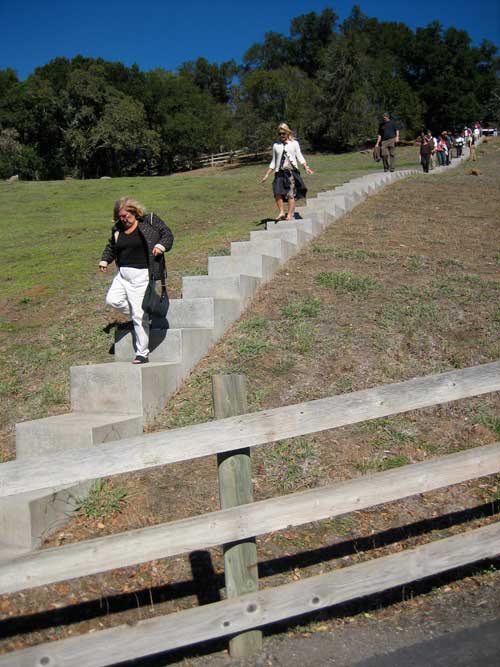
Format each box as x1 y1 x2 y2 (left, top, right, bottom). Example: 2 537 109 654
281 296 323 319
478 413 500 437
325 515 358 537
357 454 411 473
0 145 420 302
75 479 127 519
238 316 270 334
264 437 319 490
282 321 318 354
312 245 381 260
405 255 425 272
233 338 272 360
314 270 378 294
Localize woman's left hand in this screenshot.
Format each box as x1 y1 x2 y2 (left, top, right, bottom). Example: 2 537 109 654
152 246 164 256
305 166 314 175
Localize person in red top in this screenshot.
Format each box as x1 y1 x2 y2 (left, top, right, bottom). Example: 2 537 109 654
435 134 448 166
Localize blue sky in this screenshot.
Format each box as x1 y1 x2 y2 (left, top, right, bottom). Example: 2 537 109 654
1 0 499 80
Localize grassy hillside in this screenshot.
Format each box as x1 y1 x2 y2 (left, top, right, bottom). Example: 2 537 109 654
0 147 419 455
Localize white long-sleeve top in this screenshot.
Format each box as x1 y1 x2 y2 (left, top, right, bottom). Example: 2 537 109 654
269 139 307 172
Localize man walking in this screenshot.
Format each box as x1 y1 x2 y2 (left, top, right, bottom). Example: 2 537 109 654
375 112 400 172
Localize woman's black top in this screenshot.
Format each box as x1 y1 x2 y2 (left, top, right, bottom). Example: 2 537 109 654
115 227 149 269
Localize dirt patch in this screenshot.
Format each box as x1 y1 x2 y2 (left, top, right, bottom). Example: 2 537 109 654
1 143 499 660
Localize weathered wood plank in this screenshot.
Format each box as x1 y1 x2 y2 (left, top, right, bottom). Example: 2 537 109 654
213 374 262 657
1 362 499 498
3 521 499 667
1 441 499 596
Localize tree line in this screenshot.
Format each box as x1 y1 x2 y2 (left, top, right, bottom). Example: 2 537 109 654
1 6 498 180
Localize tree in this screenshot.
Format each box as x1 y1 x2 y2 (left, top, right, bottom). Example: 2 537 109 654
0 68 22 130
144 69 232 172
314 32 378 149
89 96 160 176
236 66 321 148
0 128 42 179
289 9 338 76
179 57 237 104
243 32 293 72
18 75 67 178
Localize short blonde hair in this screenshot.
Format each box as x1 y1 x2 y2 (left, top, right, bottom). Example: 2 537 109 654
113 197 146 222
278 122 295 139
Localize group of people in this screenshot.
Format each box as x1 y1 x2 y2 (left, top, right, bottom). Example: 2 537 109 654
98 122 314 364
417 125 480 172
99 115 484 363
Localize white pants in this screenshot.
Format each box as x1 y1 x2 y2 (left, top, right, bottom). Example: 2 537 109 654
106 267 150 357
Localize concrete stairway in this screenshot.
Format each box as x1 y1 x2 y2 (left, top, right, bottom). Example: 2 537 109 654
2 156 474 556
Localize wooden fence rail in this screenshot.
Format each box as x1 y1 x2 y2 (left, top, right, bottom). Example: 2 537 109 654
174 147 271 171
3 522 500 667
1 362 499 499
0 361 499 665
197 148 271 167
1 441 499 596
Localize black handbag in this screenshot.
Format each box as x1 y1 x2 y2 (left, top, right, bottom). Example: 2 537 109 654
142 275 169 318
141 212 169 319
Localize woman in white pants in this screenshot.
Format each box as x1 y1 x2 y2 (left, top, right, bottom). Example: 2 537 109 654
99 197 174 364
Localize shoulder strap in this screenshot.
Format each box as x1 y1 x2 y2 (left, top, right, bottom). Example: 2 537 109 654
278 145 287 169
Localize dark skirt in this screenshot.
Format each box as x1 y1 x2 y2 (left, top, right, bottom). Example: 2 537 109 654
272 168 307 201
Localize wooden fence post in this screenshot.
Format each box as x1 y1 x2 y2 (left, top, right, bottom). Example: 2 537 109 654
212 374 263 658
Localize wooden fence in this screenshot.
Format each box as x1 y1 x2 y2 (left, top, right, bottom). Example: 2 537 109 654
175 147 271 171
0 361 499 666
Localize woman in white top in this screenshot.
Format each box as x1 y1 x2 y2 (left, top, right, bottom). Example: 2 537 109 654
262 122 314 221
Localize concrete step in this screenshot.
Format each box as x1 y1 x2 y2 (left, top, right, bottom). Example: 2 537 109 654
267 218 323 238
182 274 260 305
365 173 392 187
249 227 312 250
208 254 280 284
304 192 353 213
70 361 182 420
352 177 379 194
15 411 143 459
306 208 334 226
114 326 215 369
167 297 241 332
8 412 144 549
317 185 368 199
0 483 92 549
332 185 367 204
230 238 297 265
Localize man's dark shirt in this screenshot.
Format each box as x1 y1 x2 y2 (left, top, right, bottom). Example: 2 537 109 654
378 119 398 141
